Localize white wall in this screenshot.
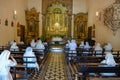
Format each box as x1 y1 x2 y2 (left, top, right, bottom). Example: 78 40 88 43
73 0 87 14
88 0 120 49
0 0 27 45
0 0 120 49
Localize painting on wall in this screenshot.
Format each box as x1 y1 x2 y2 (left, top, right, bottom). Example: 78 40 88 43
17 22 21 36
11 21 14 27
5 19 8 26
92 24 95 38
74 13 88 40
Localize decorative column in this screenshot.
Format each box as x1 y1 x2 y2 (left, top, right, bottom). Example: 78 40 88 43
71 14 74 38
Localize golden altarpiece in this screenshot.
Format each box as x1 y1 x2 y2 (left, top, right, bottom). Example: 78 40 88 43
42 0 72 39
25 8 39 44
74 13 88 40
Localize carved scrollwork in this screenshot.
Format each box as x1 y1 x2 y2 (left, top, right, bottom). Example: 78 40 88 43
103 0 120 35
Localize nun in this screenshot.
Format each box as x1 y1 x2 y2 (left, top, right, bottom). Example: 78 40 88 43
23 47 39 70
35 40 45 58
79 41 84 48
99 52 117 76
68 39 77 60
36 40 45 50
94 43 103 56
65 40 70 48
0 50 17 80
82 41 91 56
30 39 36 48
10 41 19 51
104 42 112 52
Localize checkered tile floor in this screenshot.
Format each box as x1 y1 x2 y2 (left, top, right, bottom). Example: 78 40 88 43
29 52 69 80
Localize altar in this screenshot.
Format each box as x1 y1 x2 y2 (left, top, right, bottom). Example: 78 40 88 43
49 37 65 53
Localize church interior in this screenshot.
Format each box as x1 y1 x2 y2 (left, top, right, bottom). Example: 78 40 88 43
0 0 120 80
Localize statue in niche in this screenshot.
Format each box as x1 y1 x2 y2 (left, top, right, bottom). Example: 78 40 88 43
29 19 35 32
74 13 87 39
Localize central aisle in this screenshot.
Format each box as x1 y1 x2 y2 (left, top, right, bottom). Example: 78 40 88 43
29 52 69 80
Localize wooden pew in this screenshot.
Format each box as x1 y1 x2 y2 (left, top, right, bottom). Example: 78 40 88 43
77 65 120 80
72 56 120 63
11 56 37 80
68 55 120 80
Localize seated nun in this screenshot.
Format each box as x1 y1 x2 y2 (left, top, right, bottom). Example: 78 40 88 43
35 40 45 57
65 40 70 48
64 40 70 53
10 41 19 51
79 41 84 48
30 39 36 48
18 40 24 45
94 43 103 56
82 41 91 56
23 47 39 70
99 52 117 76
104 42 112 52
0 50 17 80
68 39 77 60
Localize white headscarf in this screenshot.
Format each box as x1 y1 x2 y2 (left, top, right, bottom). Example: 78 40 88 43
30 39 36 48
23 47 39 70
94 43 102 50
84 42 90 49
10 42 19 51
101 52 116 66
0 50 10 71
36 40 45 49
79 41 84 48
104 42 112 51
65 40 70 48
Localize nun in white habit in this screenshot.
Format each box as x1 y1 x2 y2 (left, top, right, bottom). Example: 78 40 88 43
68 39 77 60
10 41 19 51
23 47 39 70
36 40 45 50
68 39 77 53
82 41 91 55
65 40 70 48
94 43 103 56
0 50 17 80
104 42 112 52
30 39 36 48
35 40 45 57
79 41 84 48
99 52 117 76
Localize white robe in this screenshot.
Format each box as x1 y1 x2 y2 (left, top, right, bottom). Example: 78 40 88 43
10 42 19 51
94 43 102 56
99 52 116 76
30 39 36 48
23 47 39 70
0 50 17 80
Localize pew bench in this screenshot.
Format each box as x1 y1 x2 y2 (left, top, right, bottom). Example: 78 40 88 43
68 56 120 80
11 56 38 80
77 65 120 80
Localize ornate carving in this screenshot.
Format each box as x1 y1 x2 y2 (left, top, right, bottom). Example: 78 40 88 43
103 0 120 35
42 0 72 38
74 13 88 39
25 7 39 44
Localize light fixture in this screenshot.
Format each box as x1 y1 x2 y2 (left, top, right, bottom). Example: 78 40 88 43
13 10 17 20
96 11 101 21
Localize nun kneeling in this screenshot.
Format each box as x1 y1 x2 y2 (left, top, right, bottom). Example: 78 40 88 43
99 52 117 76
